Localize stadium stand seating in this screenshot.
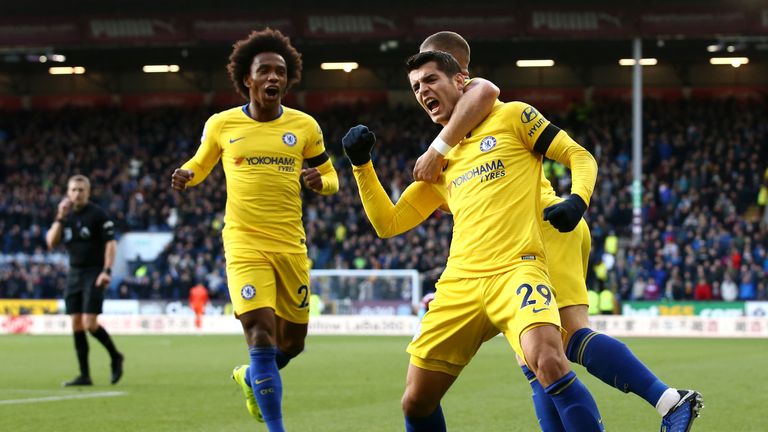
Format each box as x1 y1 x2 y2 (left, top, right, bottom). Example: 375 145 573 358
1 99 766 301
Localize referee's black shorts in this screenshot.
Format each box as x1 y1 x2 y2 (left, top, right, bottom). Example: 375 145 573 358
65 267 105 315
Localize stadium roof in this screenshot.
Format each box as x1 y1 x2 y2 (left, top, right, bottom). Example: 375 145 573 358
1 0 766 98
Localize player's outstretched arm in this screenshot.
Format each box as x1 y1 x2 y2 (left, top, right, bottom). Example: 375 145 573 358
342 125 444 238
413 78 499 182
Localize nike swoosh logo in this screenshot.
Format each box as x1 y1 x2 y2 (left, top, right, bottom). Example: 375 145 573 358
254 377 272 385
532 307 549 313
229 137 245 144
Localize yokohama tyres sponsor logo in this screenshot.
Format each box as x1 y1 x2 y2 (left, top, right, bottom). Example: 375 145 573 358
450 159 505 189
234 155 296 172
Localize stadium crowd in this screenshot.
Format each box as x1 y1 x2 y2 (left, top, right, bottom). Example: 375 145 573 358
1 99 767 303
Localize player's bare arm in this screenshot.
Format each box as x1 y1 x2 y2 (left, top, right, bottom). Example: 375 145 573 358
413 78 499 182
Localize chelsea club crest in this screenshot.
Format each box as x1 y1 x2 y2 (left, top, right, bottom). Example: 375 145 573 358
241 284 256 300
282 132 297 146
480 136 497 152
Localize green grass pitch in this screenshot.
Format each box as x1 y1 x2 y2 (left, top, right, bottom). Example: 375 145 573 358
1 335 765 431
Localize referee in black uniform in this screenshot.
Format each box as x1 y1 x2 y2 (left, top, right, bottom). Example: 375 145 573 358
46 174 124 386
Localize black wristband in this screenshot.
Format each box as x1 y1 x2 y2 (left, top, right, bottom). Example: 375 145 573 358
102 268 112 275
55 219 64 224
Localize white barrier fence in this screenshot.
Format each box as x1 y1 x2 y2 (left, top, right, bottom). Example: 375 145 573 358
1 315 767 338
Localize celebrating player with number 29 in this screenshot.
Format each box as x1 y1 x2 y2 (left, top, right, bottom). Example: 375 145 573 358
413 31 703 432
343 50 604 431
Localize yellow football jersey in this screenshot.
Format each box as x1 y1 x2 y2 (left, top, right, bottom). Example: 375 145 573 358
435 101 554 278
352 100 590 278
181 105 326 253
537 121 596 209
540 173 562 208
464 78 589 213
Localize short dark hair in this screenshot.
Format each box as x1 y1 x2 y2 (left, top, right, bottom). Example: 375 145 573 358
67 174 90 189
420 31 470 69
227 28 303 99
406 50 462 77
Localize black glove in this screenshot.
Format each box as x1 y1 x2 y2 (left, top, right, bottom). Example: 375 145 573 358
342 125 376 166
543 194 587 233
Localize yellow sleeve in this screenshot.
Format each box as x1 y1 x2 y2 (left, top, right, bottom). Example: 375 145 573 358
303 118 326 159
352 161 444 238
508 102 596 205
544 133 597 206
181 114 223 187
507 101 550 152
316 158 339 195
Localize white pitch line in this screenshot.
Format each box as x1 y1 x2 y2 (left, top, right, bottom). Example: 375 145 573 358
0 391 126 405
0 389 69 394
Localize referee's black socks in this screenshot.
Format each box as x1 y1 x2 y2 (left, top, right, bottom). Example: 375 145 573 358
90 326 120 359
73 330 90 377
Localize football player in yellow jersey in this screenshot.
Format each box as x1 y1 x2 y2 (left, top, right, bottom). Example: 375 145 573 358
170 29 338 432
413 31 703 432
343 50 604 431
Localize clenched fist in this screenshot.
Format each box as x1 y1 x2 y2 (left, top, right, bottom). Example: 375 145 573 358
342 125 376 166
301 167 323 192
171 169 194 191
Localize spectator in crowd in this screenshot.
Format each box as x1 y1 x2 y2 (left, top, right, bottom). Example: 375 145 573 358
189 282 209 329
666 268 685 300
308 293 324 317
598 287 616 314
644 277 660 301
739 267 757 300
587 289 600 315
694 278 712 301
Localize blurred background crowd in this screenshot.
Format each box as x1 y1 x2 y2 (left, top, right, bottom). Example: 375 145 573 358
1 99 767 303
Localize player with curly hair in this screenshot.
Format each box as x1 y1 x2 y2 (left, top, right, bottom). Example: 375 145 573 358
171 28 338 432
